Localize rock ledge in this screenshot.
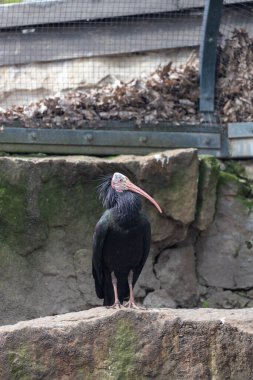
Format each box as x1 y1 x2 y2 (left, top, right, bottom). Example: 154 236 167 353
1 308 253 380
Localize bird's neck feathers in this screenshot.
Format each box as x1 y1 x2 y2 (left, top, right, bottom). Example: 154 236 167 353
113 191 142 227
97 174 142 227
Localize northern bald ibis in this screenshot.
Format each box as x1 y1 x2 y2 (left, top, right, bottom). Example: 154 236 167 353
92 172 162 308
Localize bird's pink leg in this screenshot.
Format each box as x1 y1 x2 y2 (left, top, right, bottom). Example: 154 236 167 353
108 271 121 309
125 270 144 309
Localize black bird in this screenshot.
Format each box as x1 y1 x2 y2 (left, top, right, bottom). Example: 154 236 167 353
92 172 162 308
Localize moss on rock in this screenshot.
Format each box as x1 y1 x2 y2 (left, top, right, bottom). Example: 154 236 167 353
195 155 220 230
219 170 238 185
0 180 27 250
8 345 31 380
8 343 48 380
108 320 138 380
225 161 247 178
38 178 102 227
198 156 220 191
219 162 253 213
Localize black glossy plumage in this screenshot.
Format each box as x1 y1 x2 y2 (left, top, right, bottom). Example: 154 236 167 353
92 175 151 306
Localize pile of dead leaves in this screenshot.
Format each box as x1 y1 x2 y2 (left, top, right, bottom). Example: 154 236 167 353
0 28 252 128
217 28 253 123
0 54 200 129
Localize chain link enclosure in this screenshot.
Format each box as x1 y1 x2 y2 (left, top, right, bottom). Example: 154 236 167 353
216 1 253 124
0 1 202 121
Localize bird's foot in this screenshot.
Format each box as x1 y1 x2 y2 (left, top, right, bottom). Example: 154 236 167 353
107 301 122 309
124 301 145 310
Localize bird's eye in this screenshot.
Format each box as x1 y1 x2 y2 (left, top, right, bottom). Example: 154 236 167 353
119 178 123 182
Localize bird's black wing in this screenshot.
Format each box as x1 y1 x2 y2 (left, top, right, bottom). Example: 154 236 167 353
92 211 110 299
133 215 151 286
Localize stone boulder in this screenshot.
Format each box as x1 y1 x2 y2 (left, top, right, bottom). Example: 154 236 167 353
154 245 199 307
0 149 199 325
0 308 253 380
196 169 253 289
204 289 249 309
134 253 160 299
194 155 220 231
143 289 176 308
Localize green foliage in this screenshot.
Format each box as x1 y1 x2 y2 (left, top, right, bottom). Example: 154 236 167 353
201 300 209 308
219 171 238 185
225 161 247 178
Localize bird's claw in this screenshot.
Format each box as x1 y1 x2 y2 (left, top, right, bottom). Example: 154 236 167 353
107 301 122 309
124 301 145 310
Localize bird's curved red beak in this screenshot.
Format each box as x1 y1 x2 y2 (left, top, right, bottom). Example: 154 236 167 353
126 180 162 214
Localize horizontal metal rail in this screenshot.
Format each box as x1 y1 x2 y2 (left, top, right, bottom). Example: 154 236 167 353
0 124 222 156
0 0 205 29
228 122 253 157
0 17 201 66
228 122 253 138
0 122 252 158
0 7 251 66
0 0 246 29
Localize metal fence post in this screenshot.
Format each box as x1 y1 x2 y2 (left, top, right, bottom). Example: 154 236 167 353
199 0 223 119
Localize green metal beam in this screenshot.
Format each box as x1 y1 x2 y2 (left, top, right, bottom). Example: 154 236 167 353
228 122 253 138
0 128 220 148
0 124 221 156
199 0 223 113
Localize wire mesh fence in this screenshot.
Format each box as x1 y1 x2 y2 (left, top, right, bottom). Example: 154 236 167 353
0 0 251 129
216 1 253 124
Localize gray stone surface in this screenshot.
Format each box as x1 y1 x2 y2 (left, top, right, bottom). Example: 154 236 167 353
196 178 253 289
146 150 199 225
154 245 199 307
143 289 177 308
206 290 249 309
0 308 253 380
239 160 253 180
134 253 160 299
195 156 220 231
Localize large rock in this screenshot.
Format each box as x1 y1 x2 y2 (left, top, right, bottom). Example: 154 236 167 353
0 149 199 325
143 289 177 308
0 308 253 380
134 253 160 299
145 150 199 225
195 155 220 231
205 290 249 309
197 170 253 289
238 160 253 180
154 245 199 307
